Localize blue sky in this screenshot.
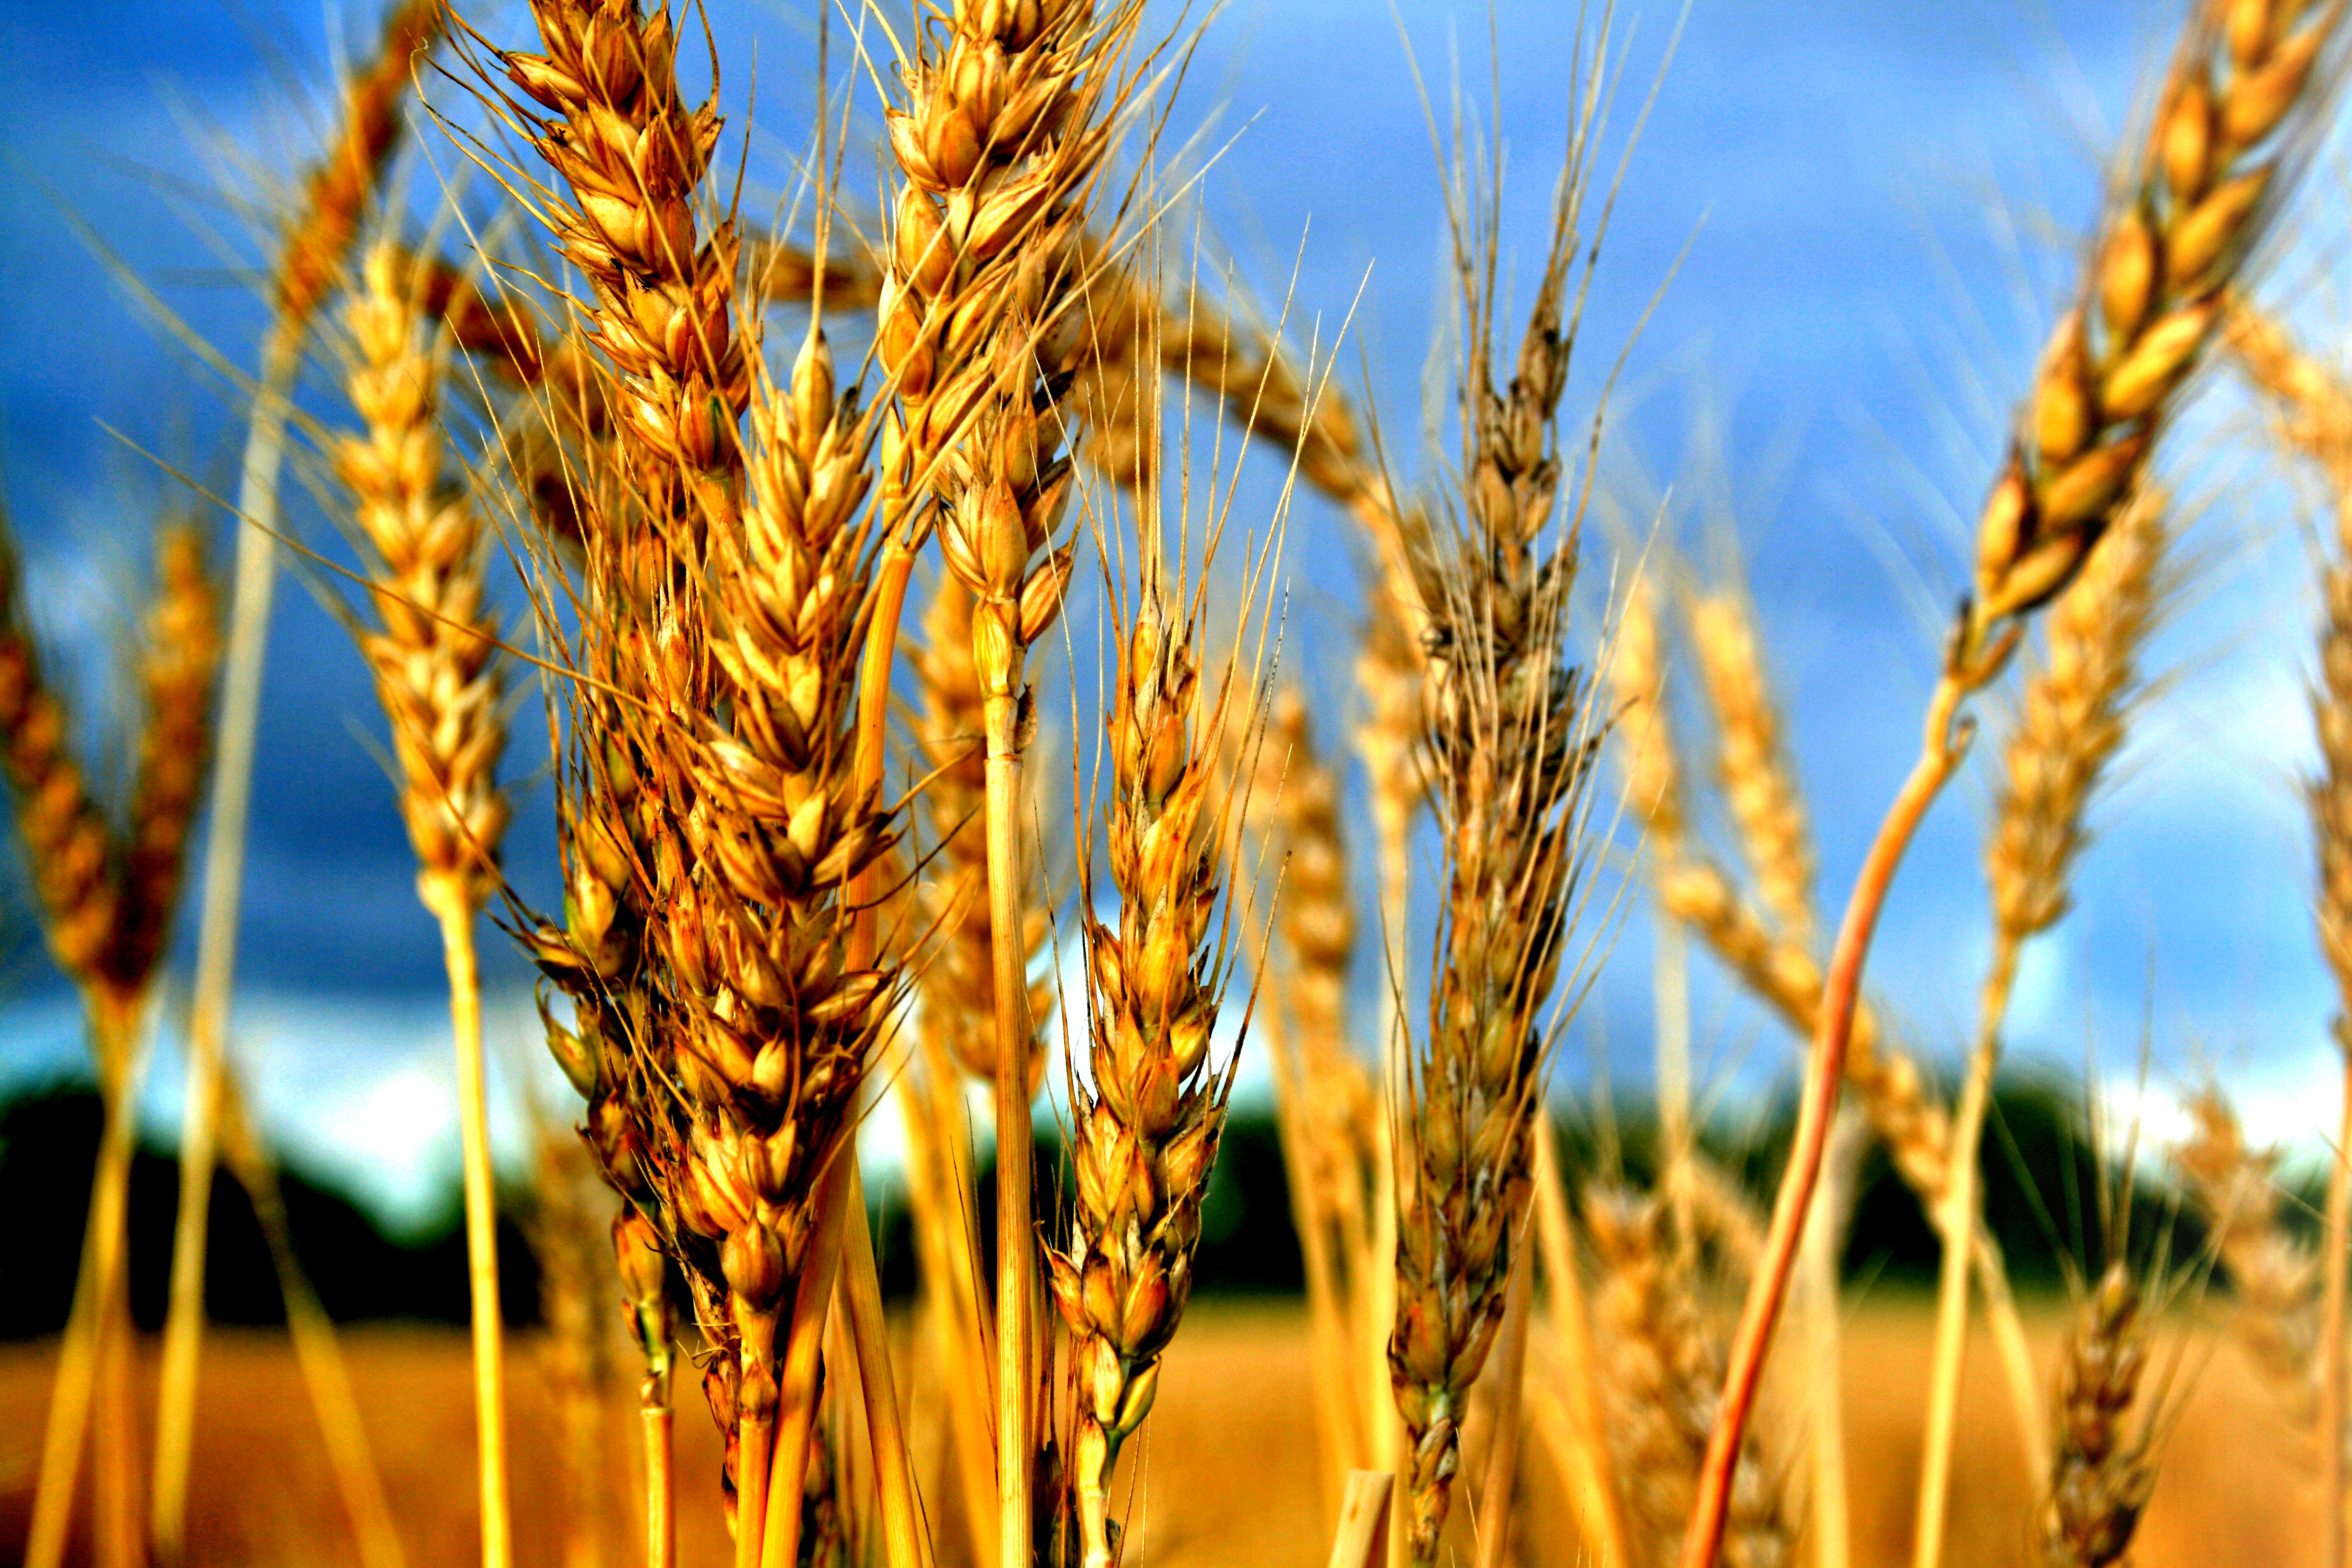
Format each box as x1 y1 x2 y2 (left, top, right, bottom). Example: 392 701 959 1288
0 0 2337 1224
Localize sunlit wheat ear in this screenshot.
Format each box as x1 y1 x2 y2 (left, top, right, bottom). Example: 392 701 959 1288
338 243 511 909
2175 1089 2320 1431
1050 566 1257 1568
1584 1187 1788 1568
2041 1263 2158 1568
1985 488 2167 978
473 0 750 524
1968 0 2345 648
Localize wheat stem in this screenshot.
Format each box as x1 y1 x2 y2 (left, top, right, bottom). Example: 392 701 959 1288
1912 937 2017 1568
1799 1108 1863 1568
427 884 512 1568
843 1162 933 1568
1328 1471 1399 1568
983 687 1037 1568
644 1397 675 1568
761 1163 852 1568
1682 669 1975 1568
214 1071 407 1568
2326 1054 2352 1568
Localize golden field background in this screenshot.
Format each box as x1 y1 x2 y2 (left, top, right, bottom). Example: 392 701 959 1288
0 1304 2315 1567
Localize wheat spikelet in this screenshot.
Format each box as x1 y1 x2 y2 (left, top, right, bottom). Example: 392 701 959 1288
1048 573 1249 1568
2175 1089 2319 1429
1585 1187 1789 1568
1609 563 1683 844
2041 1263 2155 1568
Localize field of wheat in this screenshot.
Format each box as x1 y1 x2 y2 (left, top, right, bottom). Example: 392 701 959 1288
4 0 2352 1566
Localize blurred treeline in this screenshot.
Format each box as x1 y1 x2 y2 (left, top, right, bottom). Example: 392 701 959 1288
0 1076 2251 1338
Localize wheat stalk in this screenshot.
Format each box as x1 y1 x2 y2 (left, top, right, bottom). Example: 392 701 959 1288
1916 488 2165 1568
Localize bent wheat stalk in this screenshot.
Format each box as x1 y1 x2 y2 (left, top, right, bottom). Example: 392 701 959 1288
1686 2 2346 1560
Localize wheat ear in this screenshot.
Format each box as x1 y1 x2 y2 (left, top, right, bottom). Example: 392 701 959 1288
2042 1263 2157 1568
1685 5 2345 1558
1050 569 1251 1568
3 520 145 1568
338 240 515 1568
1586 1187 1788 1568
1391 168 1600 1566
1916 489 2164 1568
155 8 447 1561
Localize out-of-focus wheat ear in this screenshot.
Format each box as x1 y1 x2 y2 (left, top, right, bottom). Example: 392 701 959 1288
2224 295 2352 473
1916 487 2168 1568
3 503 140 1568
2223 286 2352 1568
108 522 221 1003
2176 1089 2320 1432
1685 585 1815 951
163 8 449 1566
2041 1263 2157 1568
1586 1187 1788 1568
1529 1120 1633 1566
